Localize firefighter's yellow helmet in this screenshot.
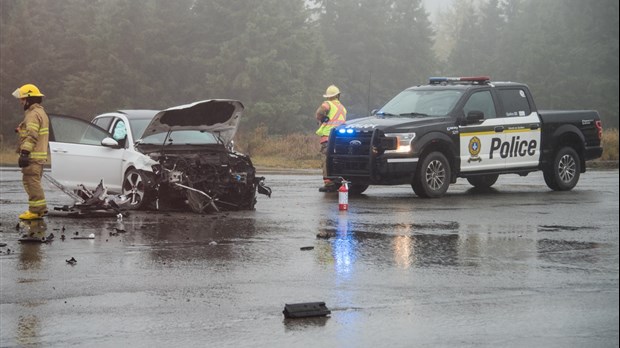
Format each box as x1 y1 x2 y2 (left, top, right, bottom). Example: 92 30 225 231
323 85 341 98
12 84 44 99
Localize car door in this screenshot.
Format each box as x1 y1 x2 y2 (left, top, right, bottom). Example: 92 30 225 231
458 90 506 172
48 114 125 193
496 87 541 169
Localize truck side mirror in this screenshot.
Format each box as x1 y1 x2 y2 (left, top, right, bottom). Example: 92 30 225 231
466 110 484 124
371 109 378 116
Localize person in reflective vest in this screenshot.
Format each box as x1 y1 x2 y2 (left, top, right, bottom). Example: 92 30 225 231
315 85 347 192
13 84 50 220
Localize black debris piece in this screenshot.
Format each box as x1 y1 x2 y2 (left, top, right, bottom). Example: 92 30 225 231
283 302 331 319
66 257 77 265
300 246 314 251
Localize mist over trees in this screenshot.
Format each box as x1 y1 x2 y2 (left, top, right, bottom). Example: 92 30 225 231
1 0 617 143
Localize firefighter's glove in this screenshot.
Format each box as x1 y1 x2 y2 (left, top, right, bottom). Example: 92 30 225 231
18 150 30 168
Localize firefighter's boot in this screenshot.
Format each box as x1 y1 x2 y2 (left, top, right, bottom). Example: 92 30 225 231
18 210 45 220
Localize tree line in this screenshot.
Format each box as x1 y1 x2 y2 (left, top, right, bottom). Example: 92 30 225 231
1 0 617 144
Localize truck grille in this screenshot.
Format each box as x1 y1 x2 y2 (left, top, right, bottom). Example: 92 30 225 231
332 130 373 155
329 129 374 175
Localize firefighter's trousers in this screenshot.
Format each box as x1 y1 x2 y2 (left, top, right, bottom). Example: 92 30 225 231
22 163 47 214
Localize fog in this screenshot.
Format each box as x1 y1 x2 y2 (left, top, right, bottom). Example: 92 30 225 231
0 0 617 141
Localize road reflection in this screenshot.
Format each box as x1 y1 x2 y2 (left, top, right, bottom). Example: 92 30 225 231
316 212 461 271
16 314 41 346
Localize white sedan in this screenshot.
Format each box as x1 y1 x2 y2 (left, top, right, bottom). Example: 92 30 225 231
48 100 270 213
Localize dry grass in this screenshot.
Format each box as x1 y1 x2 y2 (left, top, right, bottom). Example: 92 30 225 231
600 128 618 161
0 147 18 165
234 126 322 169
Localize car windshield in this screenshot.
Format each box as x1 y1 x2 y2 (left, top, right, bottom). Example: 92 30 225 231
377 89 463 117
129 118 154 140
140 130 220 145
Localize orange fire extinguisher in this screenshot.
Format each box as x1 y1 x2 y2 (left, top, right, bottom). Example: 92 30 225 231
338 180 349 211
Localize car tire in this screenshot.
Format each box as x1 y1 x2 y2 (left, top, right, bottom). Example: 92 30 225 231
466 174 499 188
412 151 451 198
122 168 153 210
348 183 369 195
543 146 581 191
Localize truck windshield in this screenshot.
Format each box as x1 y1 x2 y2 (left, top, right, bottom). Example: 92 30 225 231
377 89 463 117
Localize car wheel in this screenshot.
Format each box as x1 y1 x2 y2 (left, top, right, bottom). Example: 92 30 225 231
412 151 451 198
348 183 369 195
122 168 153 209
543 146 581 191
466 174 499 188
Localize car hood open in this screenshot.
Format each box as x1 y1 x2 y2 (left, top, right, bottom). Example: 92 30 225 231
140 99 244 144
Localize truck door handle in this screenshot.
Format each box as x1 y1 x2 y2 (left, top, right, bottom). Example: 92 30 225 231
52 148 68 153
529 124 540 130
494 126 504 132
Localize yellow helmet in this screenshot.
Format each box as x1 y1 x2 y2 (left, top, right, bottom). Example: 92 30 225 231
323 85 341 98
12 84 44 99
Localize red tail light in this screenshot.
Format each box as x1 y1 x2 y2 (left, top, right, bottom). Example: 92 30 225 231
595 120 603 140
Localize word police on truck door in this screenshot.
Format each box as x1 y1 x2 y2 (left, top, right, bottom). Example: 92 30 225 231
459 87 541 172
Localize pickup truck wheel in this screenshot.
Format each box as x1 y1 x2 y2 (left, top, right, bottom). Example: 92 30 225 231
543 146 581 191
467 174 499 188
348 183 369 195
412 151 451 198
122 168 153 209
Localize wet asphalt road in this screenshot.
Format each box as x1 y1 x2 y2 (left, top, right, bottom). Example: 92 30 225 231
1 167 618 347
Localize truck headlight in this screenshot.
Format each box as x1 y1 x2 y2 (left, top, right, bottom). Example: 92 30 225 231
384 133 416 153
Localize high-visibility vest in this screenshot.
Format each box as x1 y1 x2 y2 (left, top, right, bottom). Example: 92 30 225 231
316 100 346 142
17 104 49 164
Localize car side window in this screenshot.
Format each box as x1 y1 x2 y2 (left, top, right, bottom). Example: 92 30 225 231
463 91 497 119
93 116 113 130
49 115 110 145
111 120 128 147
112 120 127 140
498 88 531 117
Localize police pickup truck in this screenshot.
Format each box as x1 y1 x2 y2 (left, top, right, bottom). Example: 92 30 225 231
326 76 603 197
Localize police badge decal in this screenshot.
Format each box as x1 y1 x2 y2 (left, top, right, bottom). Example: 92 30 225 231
468 136 482 163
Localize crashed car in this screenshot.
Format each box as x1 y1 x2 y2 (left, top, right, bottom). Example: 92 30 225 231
48 99 270 213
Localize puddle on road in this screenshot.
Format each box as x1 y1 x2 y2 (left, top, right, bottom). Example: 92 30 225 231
313 212 609 271
538 225 600 232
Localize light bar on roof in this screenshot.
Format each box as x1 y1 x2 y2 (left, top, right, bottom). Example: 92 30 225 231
429 76 491 85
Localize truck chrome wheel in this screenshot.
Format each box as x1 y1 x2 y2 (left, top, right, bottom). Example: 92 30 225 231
558 153 577 183
543 146 581 191
426 159 446 190
412 151 451 198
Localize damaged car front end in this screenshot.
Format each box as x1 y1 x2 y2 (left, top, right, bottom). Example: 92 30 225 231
48 99 270 214
136 137 270 213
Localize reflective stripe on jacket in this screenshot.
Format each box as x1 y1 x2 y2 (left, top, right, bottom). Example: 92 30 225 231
315 100 346 142
17 104 49 164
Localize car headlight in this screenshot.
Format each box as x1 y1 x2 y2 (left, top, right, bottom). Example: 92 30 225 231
384 132 416 153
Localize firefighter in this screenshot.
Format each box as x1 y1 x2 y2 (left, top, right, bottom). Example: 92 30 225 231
315 85 347 192
13 84 49 220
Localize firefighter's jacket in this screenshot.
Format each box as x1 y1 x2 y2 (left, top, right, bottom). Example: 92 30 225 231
17 103 49 164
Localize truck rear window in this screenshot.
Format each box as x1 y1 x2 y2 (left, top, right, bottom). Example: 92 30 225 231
499 89 531 117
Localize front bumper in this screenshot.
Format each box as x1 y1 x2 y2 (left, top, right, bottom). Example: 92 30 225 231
326 128 418 185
